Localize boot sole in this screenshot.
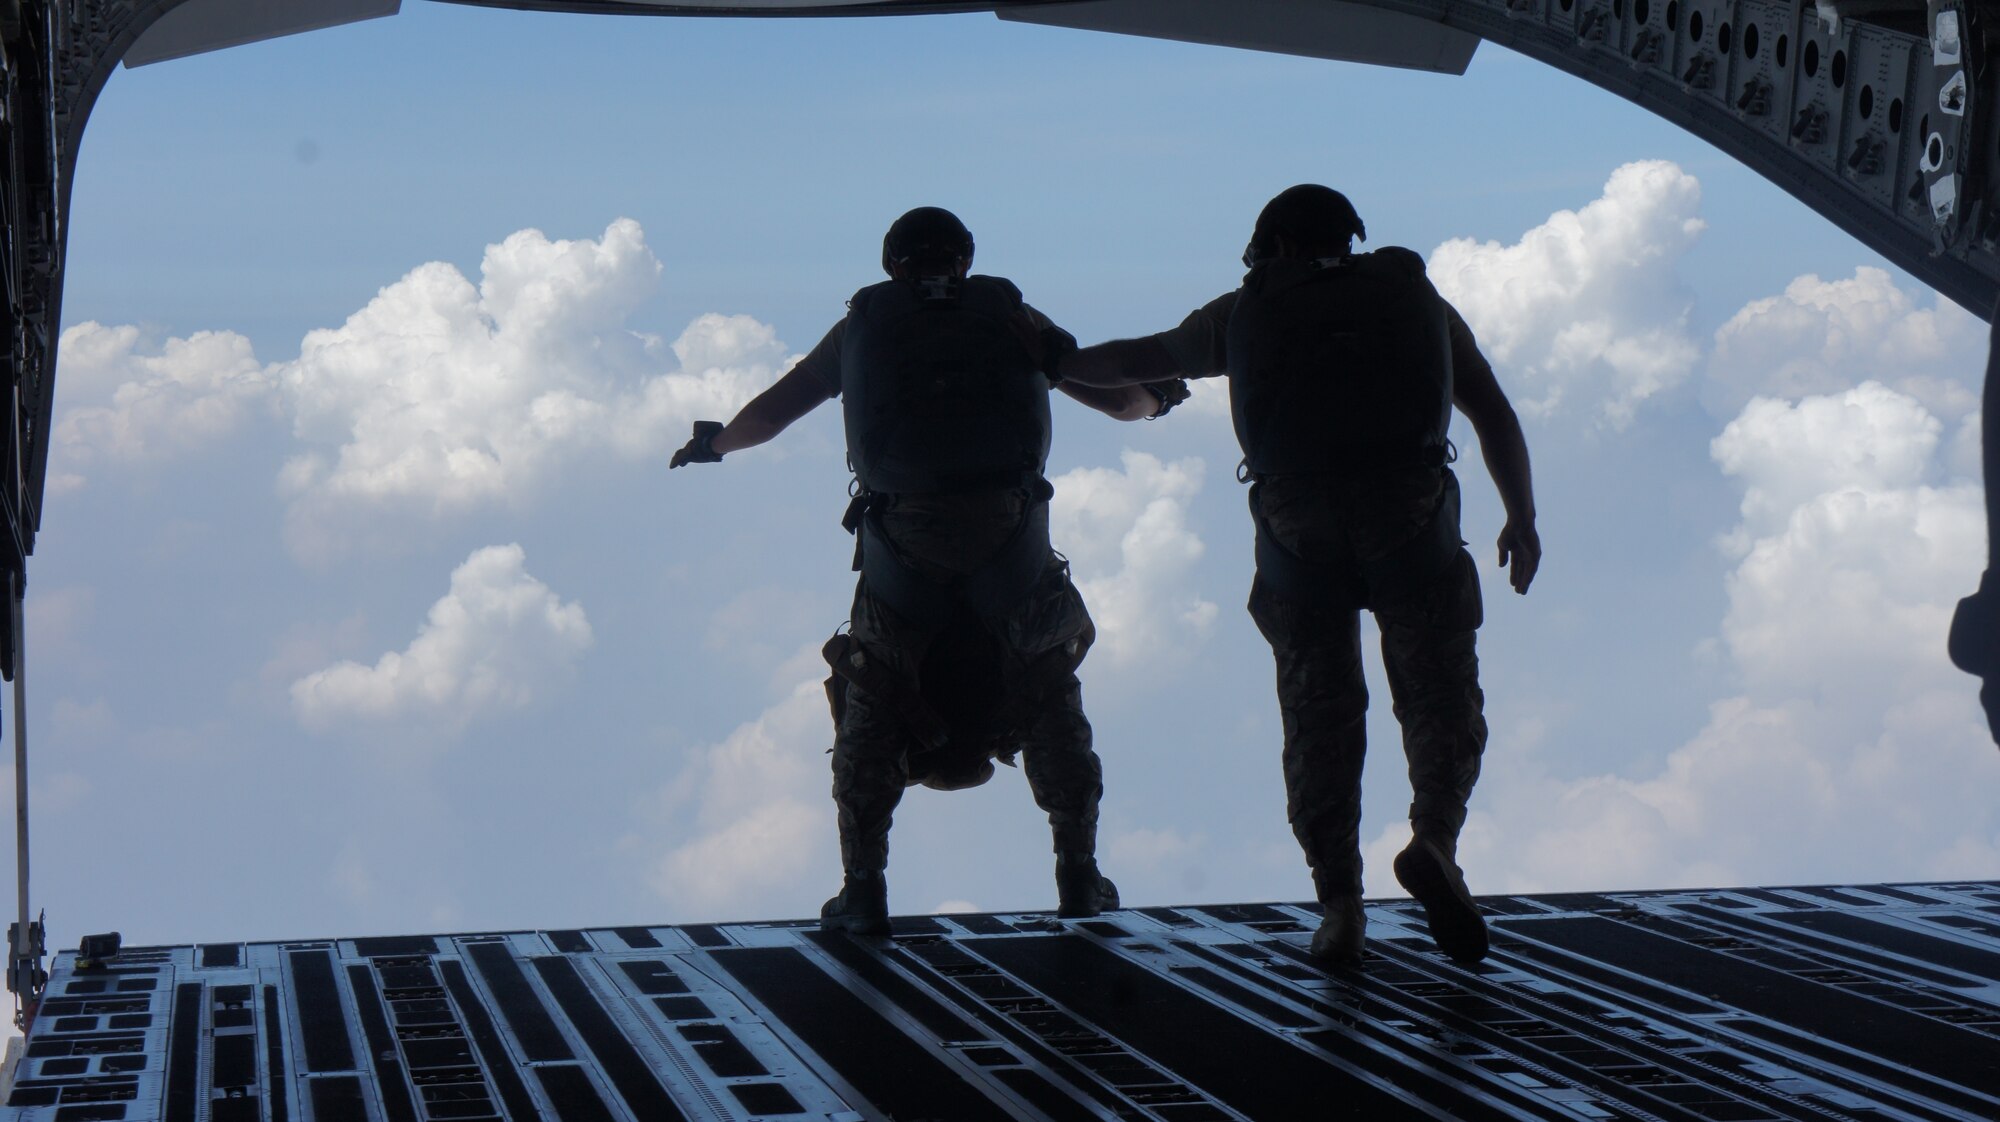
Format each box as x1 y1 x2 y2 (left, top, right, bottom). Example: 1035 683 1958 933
1307 929 1365 966
1393 845 1488 964
1056 877 1119 919
819 914 890 937
820 891 890 937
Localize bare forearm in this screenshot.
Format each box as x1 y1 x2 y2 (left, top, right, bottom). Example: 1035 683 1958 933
1449 323 1536 524
713 409 784 455
1059 381 1158 421
1467 404 1542 593
1473 414 1536 525
711 366 831 455
1060 337 1180 388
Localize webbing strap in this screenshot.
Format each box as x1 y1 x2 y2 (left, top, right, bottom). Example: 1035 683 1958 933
1239 442 1453 485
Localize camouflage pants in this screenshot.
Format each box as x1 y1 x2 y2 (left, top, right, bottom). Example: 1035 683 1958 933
1249 471 1488 900
830 488 1103 875
831 674 1102 874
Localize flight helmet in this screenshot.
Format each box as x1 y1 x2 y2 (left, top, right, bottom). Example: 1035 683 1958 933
882 206 975 276
1243 184 1366 267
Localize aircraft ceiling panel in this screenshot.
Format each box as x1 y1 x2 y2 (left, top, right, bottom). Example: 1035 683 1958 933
122 0 402 68
435 0 1024 17
440 0 1481 74
998 0 1481 76
578 0 976 6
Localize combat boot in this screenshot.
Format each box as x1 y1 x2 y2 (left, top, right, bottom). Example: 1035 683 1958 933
1393 834 1488 964
820 870 890 936
1309 894 1366 965
1054 852 1119 918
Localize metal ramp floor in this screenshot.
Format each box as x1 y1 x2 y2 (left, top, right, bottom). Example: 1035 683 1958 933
6 881 2000 1121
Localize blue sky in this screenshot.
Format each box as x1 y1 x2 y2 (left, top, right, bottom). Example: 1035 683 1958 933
23 2 1999 948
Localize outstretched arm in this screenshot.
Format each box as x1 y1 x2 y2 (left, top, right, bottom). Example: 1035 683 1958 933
671 327 840 467
711 364 835 455
1057 336 1184 388
1448 308 1539 594
1018 302 1194 418
1043 292 1234 389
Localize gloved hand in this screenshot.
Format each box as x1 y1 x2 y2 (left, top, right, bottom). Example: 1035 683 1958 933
669 420 725 468
1948 568 2000 746
1142 378 1192 418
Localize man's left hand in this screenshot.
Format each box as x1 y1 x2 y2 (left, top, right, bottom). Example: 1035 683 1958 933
1497 519 1540 594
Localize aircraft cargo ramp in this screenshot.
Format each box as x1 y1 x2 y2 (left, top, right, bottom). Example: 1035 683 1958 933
3 882 2000 1121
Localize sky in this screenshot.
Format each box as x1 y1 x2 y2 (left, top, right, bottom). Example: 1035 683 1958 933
13 1 1998 950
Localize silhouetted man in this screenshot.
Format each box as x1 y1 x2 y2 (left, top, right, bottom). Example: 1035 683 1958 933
672 207 1185 934
1054 186 1540 965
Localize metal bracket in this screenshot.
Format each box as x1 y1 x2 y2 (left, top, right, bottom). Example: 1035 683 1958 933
7 567 36 1029
7 909 43 1029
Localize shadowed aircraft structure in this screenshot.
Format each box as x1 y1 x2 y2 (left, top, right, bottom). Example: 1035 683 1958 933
10 883 2000 1119
1 2 1997 1117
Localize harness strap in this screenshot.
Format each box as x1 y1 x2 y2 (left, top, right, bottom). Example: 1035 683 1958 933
846 482 1055 629
1240 442 1453 484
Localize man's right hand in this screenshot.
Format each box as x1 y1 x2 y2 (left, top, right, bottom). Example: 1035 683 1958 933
1142 378 1193 418
1497 519 1540 594
670 421 726 469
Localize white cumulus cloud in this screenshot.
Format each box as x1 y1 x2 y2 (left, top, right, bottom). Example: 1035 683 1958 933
54 322 275 470
1107 826 1205 869
1707 266 1986 418
57 221 794 559
1405 378 1996 896
1714 391 1979 700
648 669 836 921
602 312 792 457
290 544 593 732
1050 451 1218 668
275 219 791 557
1429 160 1706 428
1711 381 1944 540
